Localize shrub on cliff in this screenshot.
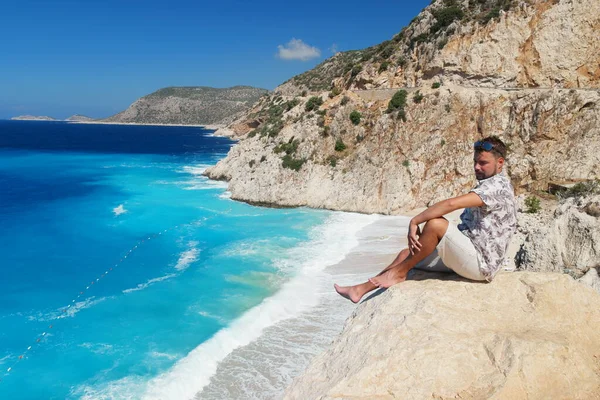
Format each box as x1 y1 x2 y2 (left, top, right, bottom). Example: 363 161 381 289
284 98 300 111
335 138 347 152
274 139 299 155
559 180 600 199
349 111 362 125
379 44 394 59
378 61 390 73
482 7 501 23
387 90 408 113
327 155 338 167
525 195 541 213
329 87 342 98
413 91 424 104
340 96 350 106
305 96 323 111
281 155 305 171
397 109 407 122
430 5 464 34
409 33 430 49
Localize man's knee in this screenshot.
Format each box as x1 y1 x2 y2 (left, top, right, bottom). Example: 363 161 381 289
424 217 449 237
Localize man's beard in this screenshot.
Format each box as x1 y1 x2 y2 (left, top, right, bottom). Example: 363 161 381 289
476 166 498 180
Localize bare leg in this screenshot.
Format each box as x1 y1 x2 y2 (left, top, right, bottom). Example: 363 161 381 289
334 248 410 303
377 248 410 276
334 281 377 304
334 219 448 302
370 218 448 288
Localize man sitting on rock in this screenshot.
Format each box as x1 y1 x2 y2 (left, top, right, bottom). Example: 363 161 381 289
335 136 517 303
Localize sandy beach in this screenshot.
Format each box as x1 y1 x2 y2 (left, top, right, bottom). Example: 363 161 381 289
194 213 412 399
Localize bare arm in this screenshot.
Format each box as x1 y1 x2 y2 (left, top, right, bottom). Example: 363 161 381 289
407 192 483 254
411 192 484 225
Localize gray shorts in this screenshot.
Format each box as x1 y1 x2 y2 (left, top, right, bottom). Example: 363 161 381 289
415 223 486 281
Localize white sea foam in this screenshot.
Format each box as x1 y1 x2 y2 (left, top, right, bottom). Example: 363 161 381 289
30 296 112 322
196 311 227 324
222 238 285 259
79 342 115 355
113 204 127 216
75 376 145 400
122 243 200 294
180 165 212 176
149 351 179 361
137 212 378 400
182 181 228 191
218 191 232 200
61 296 111 319
122 274 178 294
174 242 200 271
176 165 229 190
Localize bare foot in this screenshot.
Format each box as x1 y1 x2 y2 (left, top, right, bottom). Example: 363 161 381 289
369 269 407 288
334 284 363 304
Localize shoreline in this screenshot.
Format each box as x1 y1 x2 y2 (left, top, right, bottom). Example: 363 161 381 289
67 120 225 130
141 211 381 399
5 118 224 130
191 212 409 399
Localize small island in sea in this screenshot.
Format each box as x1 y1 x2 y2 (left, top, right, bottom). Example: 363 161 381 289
65 114 95 122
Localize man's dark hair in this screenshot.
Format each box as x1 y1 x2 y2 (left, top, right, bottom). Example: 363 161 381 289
477 136 507 159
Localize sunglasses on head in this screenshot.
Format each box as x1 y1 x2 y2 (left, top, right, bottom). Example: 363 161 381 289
473 141 494 151
474 141 505 158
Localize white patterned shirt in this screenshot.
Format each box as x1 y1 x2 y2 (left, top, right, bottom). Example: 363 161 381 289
457 172 517 280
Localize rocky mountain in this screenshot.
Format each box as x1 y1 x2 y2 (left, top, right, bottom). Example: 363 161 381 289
11 115 57 121
206 0 600 214
65 114 94 122
103 86 269 126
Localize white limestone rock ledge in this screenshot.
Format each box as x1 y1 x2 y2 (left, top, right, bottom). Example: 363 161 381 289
284 272 600 400
515 195 600 280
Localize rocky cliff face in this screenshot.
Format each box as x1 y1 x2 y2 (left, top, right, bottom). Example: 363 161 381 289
104 86 269 126
208 85 600 213
206 0 600 214
284 272 600 400
515 192 600 277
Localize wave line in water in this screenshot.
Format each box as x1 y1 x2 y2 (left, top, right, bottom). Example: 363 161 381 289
122 274 178 294
137 212 379 400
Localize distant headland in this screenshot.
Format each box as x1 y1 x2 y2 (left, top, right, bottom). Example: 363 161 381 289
10 85 268 127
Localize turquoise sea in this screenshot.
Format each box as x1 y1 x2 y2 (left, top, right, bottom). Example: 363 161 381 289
0 120 381 399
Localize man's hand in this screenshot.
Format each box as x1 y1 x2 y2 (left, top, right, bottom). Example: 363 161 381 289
408 219 422 255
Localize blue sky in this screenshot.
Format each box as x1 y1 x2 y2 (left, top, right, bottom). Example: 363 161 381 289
0 0 430 119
